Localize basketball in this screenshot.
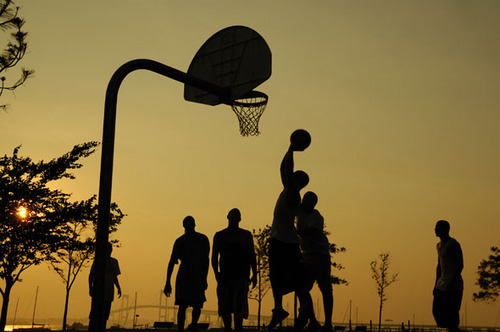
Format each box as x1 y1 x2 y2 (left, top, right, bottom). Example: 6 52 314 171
290 129 311 151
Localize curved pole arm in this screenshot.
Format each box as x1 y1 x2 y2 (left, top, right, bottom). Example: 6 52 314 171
90 59 230 332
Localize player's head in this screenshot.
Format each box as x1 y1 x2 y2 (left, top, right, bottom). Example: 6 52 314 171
293 170 309 190
227 208 241 224
435 220 450 238
183 215 196 232
302 191 318 212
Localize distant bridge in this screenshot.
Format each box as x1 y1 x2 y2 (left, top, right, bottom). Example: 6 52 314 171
106 304 271 329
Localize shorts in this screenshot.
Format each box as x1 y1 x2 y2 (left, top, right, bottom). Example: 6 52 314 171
89 300 112 321
269 239 312 296
217 278 249 318
432 289 463 328
303 253 332 293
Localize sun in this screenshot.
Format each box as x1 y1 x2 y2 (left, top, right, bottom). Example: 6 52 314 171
17 206 27 219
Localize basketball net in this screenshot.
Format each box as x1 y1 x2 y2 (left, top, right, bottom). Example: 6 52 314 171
231 91 268 136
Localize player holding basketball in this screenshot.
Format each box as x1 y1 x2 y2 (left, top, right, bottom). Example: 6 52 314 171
297 192 334 332
268 130 318 331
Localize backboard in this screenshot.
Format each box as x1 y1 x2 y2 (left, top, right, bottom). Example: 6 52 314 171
184 26 272 106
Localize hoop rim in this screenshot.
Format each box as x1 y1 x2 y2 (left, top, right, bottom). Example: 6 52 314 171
231 90 268 108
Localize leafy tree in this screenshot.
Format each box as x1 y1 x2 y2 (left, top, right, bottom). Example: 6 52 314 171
324 229 348 286
370 252 399 332
0 0 34 110
0 142 99 331
473 246 500 303
49 196 125 331
249 226 272 328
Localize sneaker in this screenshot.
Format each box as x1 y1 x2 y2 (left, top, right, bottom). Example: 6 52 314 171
187 324 198 332
294 313 308 332
268 308 289 329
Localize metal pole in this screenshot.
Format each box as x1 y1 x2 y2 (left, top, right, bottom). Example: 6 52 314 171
12 298 19 329
89 59 230 332
31 286 38 328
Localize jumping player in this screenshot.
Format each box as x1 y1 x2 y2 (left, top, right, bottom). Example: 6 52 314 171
268 136 317 331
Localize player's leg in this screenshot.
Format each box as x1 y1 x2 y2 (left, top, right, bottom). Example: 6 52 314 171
234 277 248 332
234 316 243 332
222 314 232 332
268 240 290 329
190 304 202 331
447 290 463 332
177 304 187 332
315 255 333 331
296 252 317 331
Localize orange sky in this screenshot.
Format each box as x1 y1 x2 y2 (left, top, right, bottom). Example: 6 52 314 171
1 0 499 328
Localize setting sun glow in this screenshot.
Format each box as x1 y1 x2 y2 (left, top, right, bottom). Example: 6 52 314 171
17 206 27 219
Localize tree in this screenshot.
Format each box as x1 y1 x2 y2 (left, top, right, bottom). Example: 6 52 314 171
248 225 347 327
0 142 99 331
370 252 399 332
49 196 125 331
473 246 500 303
0 0 34 110
249 226 272 328
324 229 348 286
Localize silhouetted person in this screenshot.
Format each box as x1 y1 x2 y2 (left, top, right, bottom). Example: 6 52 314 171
212 208 257 332
297 192 333 332
433 220 463 332
164 216 210 332
268 145 318 331
89 242 122 329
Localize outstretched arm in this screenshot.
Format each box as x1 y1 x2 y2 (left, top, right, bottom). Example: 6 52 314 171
114 277 122 298
164 244 179 297
164 258 177 297
280 147 294 188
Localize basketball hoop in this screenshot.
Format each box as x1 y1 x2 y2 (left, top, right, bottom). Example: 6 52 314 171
231 91 268 136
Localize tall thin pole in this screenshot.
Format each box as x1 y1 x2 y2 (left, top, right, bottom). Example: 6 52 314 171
133 292 137 329
159 290 162 322
90 59 230 332
349 300 352 332
31 286 39 328
12 298 19 329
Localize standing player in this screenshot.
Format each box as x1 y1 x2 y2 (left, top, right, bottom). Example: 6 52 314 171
268 130 318 331
212 208 257 332
433 220 464 332
164 216 210 332
297 192 334 332
88 242 122 330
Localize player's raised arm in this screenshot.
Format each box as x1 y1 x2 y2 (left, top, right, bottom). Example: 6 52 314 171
280 147 295 188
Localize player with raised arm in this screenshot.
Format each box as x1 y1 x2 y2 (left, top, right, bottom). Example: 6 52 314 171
268 130 318 331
